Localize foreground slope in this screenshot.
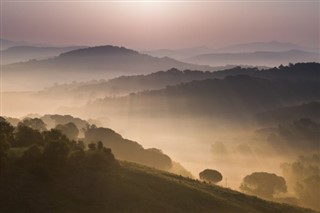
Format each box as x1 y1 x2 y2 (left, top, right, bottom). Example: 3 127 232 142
0 161 316 213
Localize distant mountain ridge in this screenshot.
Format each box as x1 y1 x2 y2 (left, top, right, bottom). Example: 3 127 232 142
217 41 309 53
145 41 316 60
0 38 27 50
4 45 212 73
2 45 214 90
185 50 319 67
0 38 53 50
59 45 138 57
1 45 86 64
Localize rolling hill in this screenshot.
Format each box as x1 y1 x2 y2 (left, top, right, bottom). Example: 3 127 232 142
66 74 320 124
5 45 211 73
3 45 213 91
41 63 320 98
145 41 314 60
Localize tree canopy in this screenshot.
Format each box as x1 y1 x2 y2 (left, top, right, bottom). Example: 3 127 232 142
199 169 223 184
240 172 287 200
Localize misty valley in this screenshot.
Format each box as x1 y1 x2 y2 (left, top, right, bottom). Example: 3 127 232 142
1 40 319 213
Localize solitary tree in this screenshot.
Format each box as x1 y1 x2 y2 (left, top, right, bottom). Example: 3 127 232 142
240 172 287 200
199 169 223 184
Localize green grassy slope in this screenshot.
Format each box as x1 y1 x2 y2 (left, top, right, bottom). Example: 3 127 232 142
1 161 317 213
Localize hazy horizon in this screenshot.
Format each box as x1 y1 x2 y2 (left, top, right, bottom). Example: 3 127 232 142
1 1 319 50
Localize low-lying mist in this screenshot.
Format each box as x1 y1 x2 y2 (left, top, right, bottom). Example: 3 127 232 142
2 63 319 210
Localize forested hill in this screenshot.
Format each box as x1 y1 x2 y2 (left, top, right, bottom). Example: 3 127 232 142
42 63 320 98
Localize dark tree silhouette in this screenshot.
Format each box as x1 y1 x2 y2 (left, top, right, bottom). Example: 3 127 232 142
55 122 79 140
43 140 70 170
42 129 69 144
0 118 13 174
88 143 97 151
199 169 223 184
85 142 117 171
14 124 43 147
240 172 287 200
0 118 15 145
20 118 47 132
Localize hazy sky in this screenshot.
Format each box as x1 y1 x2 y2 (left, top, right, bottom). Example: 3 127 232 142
1 1 319 50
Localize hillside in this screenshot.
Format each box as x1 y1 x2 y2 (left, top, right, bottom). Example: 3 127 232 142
68 75 320 123
255 102 320 125
41 63 320 98
0 159 316 213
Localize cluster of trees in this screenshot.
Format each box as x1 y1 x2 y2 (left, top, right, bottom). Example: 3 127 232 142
238 154 320 212
84 127 173 170
0 117 118 179
240 172 287 200
2 115 188 175
199 161 318 211
198 169 287 202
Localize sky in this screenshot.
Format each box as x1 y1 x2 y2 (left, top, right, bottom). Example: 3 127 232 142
1 0 319 50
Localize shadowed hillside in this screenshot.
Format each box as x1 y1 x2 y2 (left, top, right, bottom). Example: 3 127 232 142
1 160 317 213
41 63 320 98
68 74 320 124
255 102 320 125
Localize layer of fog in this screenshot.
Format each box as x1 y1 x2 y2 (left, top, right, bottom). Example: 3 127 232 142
3 80 318 191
